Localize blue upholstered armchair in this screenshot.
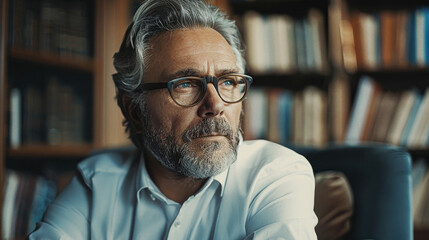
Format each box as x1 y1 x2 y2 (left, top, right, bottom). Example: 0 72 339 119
292 145 413 240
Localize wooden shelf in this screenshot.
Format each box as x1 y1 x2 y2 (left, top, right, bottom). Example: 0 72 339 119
9 48 94 73
348 0 428 11
352 66 429 76
8 144 94 158
348 67 429 91
414 226 429 240
409 149 429 159
251 72 329 90
231 0 328 16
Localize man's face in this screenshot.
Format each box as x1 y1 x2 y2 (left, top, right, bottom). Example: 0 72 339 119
140 28 243 179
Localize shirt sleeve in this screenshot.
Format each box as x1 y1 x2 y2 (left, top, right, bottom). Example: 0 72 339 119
244 159 318 240
27 173 91 240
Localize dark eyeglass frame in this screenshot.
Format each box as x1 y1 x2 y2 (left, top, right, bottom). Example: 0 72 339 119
141 73 253 107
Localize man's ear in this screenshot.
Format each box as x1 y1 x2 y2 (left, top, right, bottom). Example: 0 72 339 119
122 95 143 133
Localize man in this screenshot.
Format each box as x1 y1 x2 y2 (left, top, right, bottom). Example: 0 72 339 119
29 0 317 239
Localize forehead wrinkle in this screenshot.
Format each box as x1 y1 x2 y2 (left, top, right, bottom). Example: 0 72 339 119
161 66 238 82
147 28 238 82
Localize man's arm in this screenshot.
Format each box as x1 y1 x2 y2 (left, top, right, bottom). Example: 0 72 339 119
245 160 318 240
27 173 91 239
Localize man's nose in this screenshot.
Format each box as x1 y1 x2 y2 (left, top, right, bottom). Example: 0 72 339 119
197 83 225 118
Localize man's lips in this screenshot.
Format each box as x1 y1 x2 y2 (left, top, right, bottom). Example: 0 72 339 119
194 133 227 139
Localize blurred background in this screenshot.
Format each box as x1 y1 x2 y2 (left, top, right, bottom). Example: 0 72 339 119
0 0 428 239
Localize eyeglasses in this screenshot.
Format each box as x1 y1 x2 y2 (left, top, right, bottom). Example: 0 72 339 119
141 73 253 107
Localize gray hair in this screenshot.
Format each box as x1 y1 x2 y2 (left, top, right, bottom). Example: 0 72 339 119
112 0 246 148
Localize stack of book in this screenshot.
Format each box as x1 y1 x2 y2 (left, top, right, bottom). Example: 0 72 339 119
345 76 429 148
350 7 429 69
8 0 91 57
412 158 429 228
2 170 57 239
242 9 328 74
243 86 328 147
9 73 88 147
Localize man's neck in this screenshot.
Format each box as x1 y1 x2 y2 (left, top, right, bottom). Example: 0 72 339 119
144 149 207 204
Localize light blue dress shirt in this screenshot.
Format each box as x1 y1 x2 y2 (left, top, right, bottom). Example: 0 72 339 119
28 140 318 239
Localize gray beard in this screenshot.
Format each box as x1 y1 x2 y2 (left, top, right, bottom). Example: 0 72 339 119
142 114 241 179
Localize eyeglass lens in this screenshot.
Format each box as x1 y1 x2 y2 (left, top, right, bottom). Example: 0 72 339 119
170 75 247 106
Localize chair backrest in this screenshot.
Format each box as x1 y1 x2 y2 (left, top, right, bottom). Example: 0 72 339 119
292 145 413 240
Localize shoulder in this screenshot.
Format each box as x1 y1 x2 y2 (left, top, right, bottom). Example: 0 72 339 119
237 140 310 169
77 147 139 189
233 140 313 185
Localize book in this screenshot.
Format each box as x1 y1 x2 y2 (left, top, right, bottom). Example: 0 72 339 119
416 9 425 66
413 168 429 226
401 92 423 146
380 10 397 67
407 88 429 148
345 76 376 144
420 117 429 147
339 18 357 73
328 0 343 69
408 9 417 65
424 8 429 65
309 9 329 72
277 90 293 145
329 73 350 143
9 88 21 148
23 85 44 144
243 11 267 73
270 14 295 73
294 20 307 71
314 88 328 147
292 91 304 145
303 18 315 71
386 90 418 145
360 82 381 142
1 170 57 239
267 89 281 143
370 91 399 143
302 86 327 147
243 88 268 140
2 171 19 239
303 87 315 146
412 159 427 191
396 11 409 67
359 12 379 68
350 11 364 69
263 15 275 72
10 0 91 56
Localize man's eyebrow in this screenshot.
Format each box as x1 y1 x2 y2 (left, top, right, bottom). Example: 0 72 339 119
217 68 239 76
168 68 201 79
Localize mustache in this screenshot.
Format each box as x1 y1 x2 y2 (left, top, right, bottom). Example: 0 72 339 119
182 118 234 143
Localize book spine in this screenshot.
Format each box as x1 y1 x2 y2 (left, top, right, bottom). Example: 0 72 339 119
10 88 21 148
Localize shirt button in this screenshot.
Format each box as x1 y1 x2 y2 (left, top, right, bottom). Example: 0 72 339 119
150 193 156 201
174 221 181 228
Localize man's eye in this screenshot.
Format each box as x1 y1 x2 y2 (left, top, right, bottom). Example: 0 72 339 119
224 80 233 86
220 79 237 87
177 81 192 88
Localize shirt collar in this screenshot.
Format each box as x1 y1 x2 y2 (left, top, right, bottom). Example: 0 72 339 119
136 152 229 201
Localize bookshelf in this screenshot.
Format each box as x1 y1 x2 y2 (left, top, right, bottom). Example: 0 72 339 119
9 48 94 72
232 0 332 147
230 0 429 238
1 0 8 234
0 0 131 237
343 1 429 236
